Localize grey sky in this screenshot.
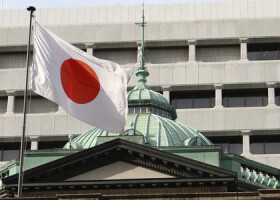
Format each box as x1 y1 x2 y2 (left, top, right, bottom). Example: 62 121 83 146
2 0 237 9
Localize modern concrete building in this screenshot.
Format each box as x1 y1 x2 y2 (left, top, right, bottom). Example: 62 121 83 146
1 0 280 169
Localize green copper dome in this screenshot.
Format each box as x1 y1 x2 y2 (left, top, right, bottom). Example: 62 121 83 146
64 113 212 148
64 69 212 149
127 70 177 120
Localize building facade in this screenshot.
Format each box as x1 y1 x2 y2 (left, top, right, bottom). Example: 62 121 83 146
1 0 280 168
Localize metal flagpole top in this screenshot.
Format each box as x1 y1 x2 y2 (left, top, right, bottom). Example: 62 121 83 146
27 6 36 12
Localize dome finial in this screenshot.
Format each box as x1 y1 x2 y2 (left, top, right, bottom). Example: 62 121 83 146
135 1 149 88
140 1 146 71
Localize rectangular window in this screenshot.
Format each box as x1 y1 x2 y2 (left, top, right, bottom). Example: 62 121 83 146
145 47 188 64
196 44 240 62
208 136 243 155
250 135 280 154
141 107 147 113
0 96 7 114
222 89 268 107
275 88 280 106
135 107 140 114
248 43 280 60
38 141 68 150
170 90 215 109
0 142 30 161
15 96 58 113
128 108 134 114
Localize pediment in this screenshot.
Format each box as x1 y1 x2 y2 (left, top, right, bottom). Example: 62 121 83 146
66 161 175 181
3 139 236 185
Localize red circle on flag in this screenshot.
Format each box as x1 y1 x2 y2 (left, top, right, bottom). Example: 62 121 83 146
60 58 100 104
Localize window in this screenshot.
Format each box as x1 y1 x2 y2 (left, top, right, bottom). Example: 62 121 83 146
196 44 240 62
250 135 280 154
38 141 68 150
0 96 7 113
222 89 268 107
170 90 215 109
275 88 280 106
208 136 243 155
14 96 58 113
128 107 171 119
248 43 280 60
0 142 30 161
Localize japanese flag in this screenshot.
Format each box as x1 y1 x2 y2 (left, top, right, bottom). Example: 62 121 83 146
31 21 132 133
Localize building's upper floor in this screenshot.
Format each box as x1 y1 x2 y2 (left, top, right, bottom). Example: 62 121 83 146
0 0 280 27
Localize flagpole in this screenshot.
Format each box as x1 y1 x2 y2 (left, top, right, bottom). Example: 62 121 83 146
18 6 36 198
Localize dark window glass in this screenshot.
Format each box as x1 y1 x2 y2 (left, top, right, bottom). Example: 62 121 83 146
276 88 280 106
250 135 280 154
250 143 264 154
135 107 140 114
38 141 67 150
248 43 280 60
0 142 30 161
208 136 242 155
3 150 19 161
223 89 268 107
170 90 215 109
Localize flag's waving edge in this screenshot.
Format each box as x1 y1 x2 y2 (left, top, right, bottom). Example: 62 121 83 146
32 21 133 133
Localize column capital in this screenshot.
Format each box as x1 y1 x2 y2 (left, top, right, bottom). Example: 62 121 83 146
6 90 16 95
241 130 252 136
161 86 171 91
266 82 277 88
188 40 197 45
29 136 40 141
239 38 248 43
214 84 224 89
85 43 96 49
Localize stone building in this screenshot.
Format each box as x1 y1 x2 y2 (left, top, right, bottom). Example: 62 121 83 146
0 0 280 172
1 1 280 198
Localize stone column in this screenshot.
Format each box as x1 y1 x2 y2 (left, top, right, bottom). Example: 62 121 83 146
5 91 15 115
162 86 171 103
214 84 223 108
240 38 248 61
86 43 96 56
267 83 276 107
188 40 197 62
241 130 252 156
29 136 40 150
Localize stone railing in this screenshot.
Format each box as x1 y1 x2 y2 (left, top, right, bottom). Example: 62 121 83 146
221 153 280 189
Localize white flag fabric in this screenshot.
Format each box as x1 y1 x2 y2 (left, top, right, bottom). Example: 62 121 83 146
32 21 132 133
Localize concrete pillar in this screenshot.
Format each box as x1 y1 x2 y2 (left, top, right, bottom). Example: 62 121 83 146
267 83 276 107
241 130 252 156
86 43 96 56
29 136 39 150
214 84 223 108
162 86 171 103
5 91 15 115
188 40 197 62
240 38 248 61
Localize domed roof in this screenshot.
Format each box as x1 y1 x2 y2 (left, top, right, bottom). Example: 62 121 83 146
127 70 177 120
64 69 212 149
128 70 168 105
64 113 212 149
